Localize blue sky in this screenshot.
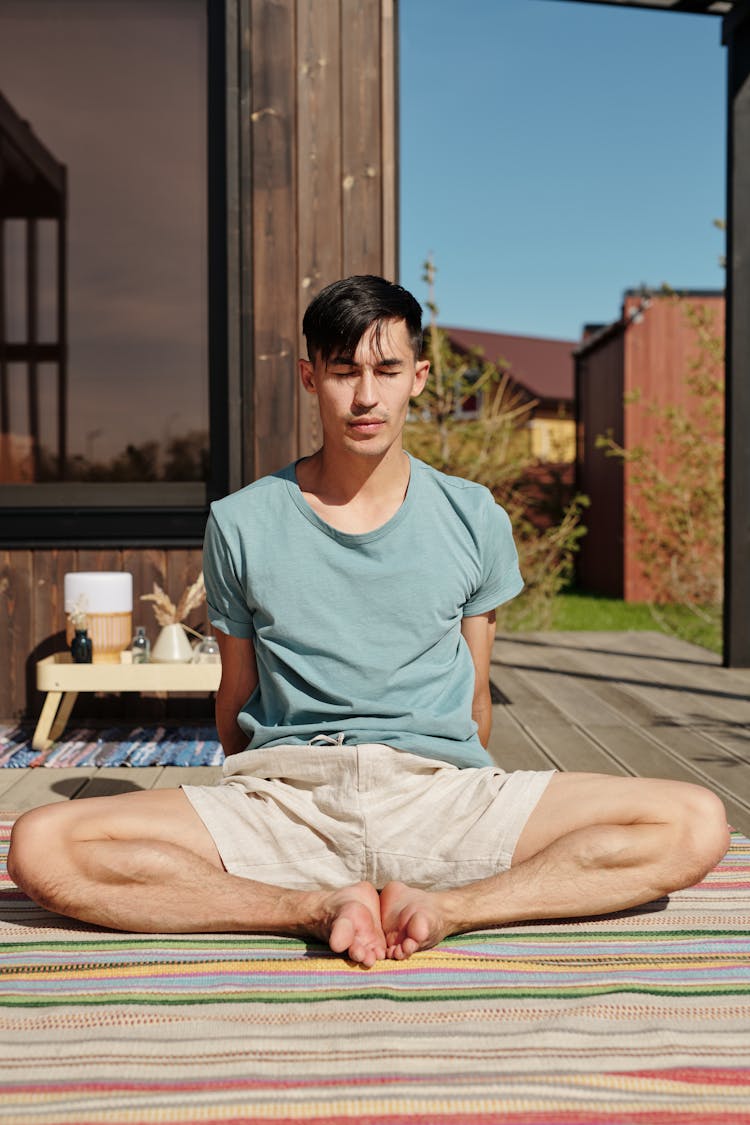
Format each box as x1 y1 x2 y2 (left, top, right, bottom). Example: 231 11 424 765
398 0 727 341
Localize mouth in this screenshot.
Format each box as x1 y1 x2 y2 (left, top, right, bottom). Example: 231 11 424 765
348 419 386 434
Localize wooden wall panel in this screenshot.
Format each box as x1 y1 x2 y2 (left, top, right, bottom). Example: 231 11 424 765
122 548 165 633
341 0 383 275
251 0 298 480
29 548 76 715
241 0 398 470
380 0 398 282
0 550 32 723
165 549 208 637
296 0 342 456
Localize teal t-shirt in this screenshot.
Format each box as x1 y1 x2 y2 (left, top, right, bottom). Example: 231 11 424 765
203 454 523 769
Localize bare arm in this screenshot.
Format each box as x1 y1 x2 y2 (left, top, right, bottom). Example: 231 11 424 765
215 632 258 757
460 609 497 748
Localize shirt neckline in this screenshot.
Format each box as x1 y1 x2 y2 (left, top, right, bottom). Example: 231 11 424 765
283 452 420 545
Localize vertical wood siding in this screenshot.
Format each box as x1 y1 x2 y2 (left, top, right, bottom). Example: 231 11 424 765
251 0 299 478
249 0 398 476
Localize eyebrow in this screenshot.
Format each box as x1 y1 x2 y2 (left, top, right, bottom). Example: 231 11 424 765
328 355 402 367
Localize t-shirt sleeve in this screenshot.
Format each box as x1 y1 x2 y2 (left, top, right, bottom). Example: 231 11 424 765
202 509 255 639
462 497 524 616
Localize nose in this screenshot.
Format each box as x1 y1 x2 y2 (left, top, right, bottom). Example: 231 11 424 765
353 369 379 410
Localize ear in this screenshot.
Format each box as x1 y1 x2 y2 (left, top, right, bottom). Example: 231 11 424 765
299 358 317 395
411 359 430 399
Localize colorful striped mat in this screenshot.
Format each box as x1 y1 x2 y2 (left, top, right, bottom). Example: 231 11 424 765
0 725 224 768
1 820 749 1124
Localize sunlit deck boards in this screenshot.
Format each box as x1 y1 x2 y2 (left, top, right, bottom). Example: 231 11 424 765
489 631 750 834
2 631 749 834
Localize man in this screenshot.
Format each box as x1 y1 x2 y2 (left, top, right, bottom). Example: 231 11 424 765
9 276 729 968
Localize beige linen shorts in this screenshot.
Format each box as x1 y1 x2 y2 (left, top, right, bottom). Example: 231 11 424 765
182 742 555 891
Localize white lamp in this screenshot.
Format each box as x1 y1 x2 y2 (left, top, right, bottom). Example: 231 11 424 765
64 572 133 663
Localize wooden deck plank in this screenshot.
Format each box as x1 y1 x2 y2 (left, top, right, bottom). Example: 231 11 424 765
0 766 224 809
495 636 750 805
687 722 750 764
559 629 750 700
75 768 164 799
0 769 29 801
621 677 750 739
501 662 635 728
492 631 750 833
487 706 558 772
152 766 223 788
504 705 630 775
498 632 749 749
585 678 750 800
566 664 750 783
0 769 96 811
591 648 750 726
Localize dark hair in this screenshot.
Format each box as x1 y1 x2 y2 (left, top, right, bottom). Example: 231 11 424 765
302 275 423 363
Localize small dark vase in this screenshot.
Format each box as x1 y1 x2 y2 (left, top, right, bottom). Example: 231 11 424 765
71 628 93 664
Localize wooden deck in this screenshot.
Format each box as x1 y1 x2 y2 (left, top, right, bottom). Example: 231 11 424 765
488 631 750 835
2 630 749 834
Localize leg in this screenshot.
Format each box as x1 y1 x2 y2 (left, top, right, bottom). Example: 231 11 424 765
47 690 79 744
380 773 730 958
32 691 63 751
7 790 386 967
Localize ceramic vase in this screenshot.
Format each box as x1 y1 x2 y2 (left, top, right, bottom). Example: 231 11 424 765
151 623 193 663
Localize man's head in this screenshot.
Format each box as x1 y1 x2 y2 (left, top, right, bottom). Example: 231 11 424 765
299 276 429 461
302 275 423 365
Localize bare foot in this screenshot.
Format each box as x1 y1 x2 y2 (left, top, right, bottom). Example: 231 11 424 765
304 881 386 968
379 881 452 960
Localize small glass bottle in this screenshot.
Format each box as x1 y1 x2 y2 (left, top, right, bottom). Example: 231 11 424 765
194 634 221 664
71 627 93 663
131 626 151 664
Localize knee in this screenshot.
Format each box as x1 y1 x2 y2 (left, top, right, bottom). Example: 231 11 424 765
7 804 74 906
670 785 730 887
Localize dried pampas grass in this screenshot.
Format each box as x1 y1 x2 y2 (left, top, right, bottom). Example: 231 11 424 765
141 573 205 626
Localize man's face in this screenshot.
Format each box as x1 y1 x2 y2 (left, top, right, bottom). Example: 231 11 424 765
300 318 429 459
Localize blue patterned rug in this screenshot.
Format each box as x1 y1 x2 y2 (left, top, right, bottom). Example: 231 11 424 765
0 725 224 768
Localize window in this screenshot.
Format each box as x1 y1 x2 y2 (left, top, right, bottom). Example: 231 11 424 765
0 0 226 542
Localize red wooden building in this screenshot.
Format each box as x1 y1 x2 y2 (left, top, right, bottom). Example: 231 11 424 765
575 289 725 602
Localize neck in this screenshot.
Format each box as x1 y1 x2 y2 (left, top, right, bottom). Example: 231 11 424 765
300 443 410 505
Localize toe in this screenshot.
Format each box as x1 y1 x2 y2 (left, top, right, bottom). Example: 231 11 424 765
328 915 355 955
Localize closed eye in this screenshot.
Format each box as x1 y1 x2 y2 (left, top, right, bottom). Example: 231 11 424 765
329 365 403 378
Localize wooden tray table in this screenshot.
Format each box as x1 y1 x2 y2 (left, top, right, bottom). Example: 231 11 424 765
33 653 222 751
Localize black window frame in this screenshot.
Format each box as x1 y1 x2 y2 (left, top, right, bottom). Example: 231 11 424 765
0 0 231 547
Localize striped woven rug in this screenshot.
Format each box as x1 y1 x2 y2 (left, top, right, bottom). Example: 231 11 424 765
1 820 749 1124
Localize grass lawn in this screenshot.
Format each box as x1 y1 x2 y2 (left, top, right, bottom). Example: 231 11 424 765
542 591 722 656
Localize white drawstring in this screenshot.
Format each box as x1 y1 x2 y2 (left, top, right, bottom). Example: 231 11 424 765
308 732 346 747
